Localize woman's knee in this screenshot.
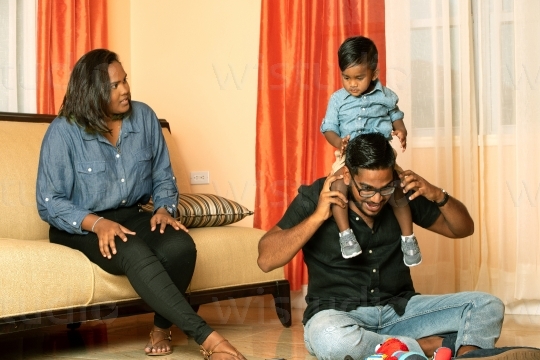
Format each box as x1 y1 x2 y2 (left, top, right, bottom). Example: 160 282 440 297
154 230 197 265
108 236 157 274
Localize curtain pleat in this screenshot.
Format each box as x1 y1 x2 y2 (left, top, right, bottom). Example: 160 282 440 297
0 0 37 113
385 1 540 314
37 0 108 114
255 0 385 290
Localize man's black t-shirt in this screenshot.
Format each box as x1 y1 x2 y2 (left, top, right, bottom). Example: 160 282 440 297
277 178 441 324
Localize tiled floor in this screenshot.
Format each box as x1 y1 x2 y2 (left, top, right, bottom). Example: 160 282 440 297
2 295 540 359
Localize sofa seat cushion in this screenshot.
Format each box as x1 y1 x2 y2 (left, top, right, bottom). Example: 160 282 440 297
0 239 94 318
188 226 283 291
91 265 139 304
0 227 282 319
89 227 283 305
92 227 284 298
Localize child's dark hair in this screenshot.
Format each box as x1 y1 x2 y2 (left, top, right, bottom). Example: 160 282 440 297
338 36 378 72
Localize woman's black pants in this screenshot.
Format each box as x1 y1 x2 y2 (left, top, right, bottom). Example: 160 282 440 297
49 206 214 344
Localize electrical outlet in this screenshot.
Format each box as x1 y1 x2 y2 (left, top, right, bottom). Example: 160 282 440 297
190 171 210 185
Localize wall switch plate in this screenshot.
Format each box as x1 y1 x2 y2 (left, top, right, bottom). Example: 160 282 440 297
190 171 210 184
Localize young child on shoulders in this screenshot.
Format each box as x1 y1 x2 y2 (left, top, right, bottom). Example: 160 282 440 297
320 35 421 266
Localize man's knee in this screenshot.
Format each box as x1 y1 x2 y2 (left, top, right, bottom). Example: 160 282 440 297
473 291 505 320
306 325 356 359
304 310 370 360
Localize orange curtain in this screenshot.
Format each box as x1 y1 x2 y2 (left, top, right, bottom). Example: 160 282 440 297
254 0 385 290
37 0 108 114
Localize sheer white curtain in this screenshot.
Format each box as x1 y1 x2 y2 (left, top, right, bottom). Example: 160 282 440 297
0 0 36 112
386 0 540 314
475 0 540 315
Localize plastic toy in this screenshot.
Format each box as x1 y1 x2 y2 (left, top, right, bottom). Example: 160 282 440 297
432 346 452 360
365 338 428 360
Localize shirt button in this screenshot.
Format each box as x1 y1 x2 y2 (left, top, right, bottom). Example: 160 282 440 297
121 200 126 204
172 176 176 180
121 178 125 182
369 250 373 254
371 289 374 293
356 217 359 221
116 154 120 158
373 269 377 273
363 96 366 99
45 198 49 201
172 204 176 208
88 168 92 172
362 108 366 111
73 222 77 226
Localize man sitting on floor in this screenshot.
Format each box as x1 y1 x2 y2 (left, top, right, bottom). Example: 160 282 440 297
257 132 540 360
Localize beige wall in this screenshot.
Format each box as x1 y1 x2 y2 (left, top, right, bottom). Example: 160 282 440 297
107 0 131 79
108 0 262 227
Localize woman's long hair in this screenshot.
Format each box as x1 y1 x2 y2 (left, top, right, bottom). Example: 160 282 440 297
59 49 128 134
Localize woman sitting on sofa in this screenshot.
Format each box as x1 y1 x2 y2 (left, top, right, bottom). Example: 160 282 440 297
36 48 245 359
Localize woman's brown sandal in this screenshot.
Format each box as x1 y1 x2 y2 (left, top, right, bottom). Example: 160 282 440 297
146 329 172 356
200 339 240 359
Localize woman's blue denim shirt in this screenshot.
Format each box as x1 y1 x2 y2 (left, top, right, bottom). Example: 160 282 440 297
36 101 179 234
320 79 404 140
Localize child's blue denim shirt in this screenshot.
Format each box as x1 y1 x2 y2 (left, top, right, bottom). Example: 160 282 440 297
320 79 404 141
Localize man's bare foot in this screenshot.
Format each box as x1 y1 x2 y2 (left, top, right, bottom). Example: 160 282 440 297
417 335 444 357
200 331 246 359
417 335 480 357
144 326 172 355
456 345 480 356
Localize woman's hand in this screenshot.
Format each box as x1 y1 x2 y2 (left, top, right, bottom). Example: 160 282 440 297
151 207 189 234
93 218 136 259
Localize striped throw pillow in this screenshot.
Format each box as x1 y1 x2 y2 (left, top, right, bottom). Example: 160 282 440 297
141 194 254 228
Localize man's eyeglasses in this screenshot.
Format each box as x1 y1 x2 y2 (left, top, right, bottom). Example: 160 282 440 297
350 178 400 198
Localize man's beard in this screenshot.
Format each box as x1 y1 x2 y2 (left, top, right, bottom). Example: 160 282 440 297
347 184 379 219
347 185 383 219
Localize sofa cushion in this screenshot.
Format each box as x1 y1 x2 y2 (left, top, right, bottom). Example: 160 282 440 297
91 264 140 303
187 226 283 291
142 194 253 228
0 239 94 317
90 227 280 302
0 121 50 240
177 193 254 227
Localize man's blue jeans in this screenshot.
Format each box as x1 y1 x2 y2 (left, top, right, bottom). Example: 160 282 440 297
303 292 504 360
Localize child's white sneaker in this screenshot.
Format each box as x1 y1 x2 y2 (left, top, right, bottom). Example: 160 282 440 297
340 229 362 259
401 234 422 266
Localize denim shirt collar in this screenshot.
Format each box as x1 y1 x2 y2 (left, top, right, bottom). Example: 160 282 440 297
80 113 139 141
